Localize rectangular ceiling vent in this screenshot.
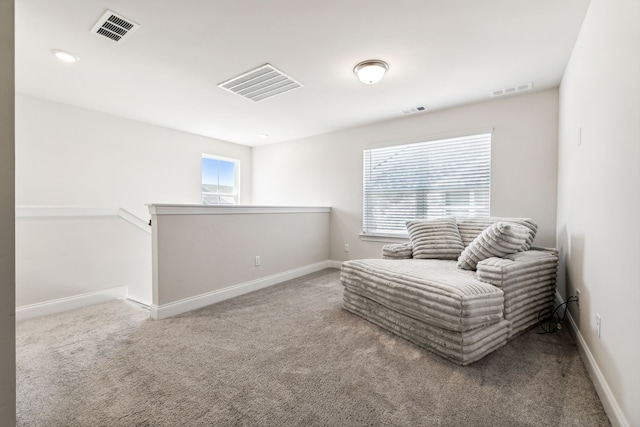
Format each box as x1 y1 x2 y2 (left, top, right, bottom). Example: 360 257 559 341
490 82 533 97
91 10 140 44
401 105 428 115
218 64 303 102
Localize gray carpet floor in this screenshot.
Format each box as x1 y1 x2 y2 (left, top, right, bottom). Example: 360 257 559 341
17 269 610 426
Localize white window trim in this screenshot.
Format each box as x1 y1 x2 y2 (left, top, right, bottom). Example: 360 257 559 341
364 127 494 150
358 233 409 243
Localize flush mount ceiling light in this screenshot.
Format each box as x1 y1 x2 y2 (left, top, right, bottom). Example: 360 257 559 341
354 60 389 84
51 49 79 63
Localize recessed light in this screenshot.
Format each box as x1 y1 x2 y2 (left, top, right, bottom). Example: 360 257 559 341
259 134 269 139
51 49 79 63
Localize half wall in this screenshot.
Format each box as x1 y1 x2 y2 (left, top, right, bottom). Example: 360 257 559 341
149 205 331 319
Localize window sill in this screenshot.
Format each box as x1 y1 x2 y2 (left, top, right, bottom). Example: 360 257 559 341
359 233 409 244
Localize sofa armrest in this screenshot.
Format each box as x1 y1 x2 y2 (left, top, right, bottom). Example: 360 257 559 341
477 249 559 337
529 246 559 256
475 250 558 289
382 242 413 259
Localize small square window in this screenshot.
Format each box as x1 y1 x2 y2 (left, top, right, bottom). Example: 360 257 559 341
202 155 240 205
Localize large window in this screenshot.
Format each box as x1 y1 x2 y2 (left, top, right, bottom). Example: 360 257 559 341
363 133 491 237
201 155 239 205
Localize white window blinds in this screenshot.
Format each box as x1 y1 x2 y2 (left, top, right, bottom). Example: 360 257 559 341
363 133 491 236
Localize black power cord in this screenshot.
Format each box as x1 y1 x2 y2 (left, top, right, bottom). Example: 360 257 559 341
537 295 579 334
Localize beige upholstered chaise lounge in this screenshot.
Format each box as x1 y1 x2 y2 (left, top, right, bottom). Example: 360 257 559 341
340 217 558 365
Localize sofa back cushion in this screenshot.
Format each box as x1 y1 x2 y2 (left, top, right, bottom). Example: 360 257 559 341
456 216 537 250
406 217 465 260
457 222 530 270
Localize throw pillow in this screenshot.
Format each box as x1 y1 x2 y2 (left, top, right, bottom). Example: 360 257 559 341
457 222 530 270
406 217 464 260
456 217 538 250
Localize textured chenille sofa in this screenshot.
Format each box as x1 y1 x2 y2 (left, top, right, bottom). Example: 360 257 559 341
340 217 558 365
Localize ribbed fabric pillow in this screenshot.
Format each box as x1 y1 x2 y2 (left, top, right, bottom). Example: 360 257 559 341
406 218 464 260
457 222 530 271
456 217 538 251
382 243 414 259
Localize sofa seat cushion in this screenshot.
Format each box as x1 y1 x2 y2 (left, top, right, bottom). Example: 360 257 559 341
340 258 504 332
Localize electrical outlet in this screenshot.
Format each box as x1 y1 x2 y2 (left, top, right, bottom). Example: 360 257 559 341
595 313 601 338
255 256 261 266
344 243 350 252
575 289 581 310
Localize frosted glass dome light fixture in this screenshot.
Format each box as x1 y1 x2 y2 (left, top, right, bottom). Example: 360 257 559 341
353 60 389 84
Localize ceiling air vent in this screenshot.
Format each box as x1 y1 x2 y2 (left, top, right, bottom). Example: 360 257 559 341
218 64 303 102
401 105 428 115
490 82 533 97
91 10 140 44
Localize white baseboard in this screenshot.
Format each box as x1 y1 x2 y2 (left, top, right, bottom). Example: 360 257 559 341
150 261 335 320
559 293 629 427
16 286 128 321
328 260 343 269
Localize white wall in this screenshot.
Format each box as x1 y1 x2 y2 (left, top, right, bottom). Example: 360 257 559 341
252 90 559 261
557 0 640 425
15 94 253 221
15 94 253 311
0 0 15 421
15 213 152 307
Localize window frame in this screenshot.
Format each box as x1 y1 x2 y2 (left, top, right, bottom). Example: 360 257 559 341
361 132 492 239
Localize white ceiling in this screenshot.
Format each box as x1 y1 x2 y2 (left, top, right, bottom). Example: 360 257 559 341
15 0 590 147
